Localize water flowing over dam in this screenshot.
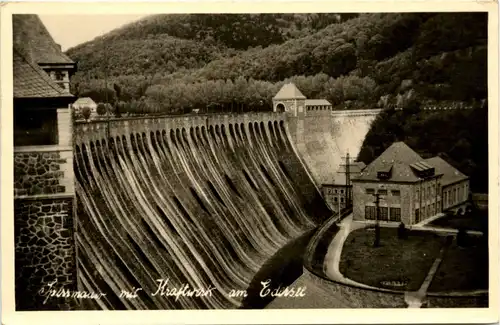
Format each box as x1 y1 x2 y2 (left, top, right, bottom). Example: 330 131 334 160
74 113 332 310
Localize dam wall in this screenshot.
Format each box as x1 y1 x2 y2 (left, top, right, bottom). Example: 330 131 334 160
75 112 285 144
287 109 381 185
73 111 331 310
71 109 382 310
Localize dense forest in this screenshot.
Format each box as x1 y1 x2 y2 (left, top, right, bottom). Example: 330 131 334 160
67 12 487 114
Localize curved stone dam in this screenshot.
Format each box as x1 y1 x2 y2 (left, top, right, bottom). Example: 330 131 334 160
73 110 378 310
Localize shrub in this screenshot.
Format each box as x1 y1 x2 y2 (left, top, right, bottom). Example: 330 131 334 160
81 106 92 121
96 103 107 116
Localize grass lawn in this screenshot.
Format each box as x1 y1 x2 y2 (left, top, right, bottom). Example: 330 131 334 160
429 209 488 232
339 227 445 291
429 235 488 292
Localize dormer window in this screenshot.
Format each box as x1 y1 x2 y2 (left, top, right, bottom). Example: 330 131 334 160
54 71 64 81
377 165 392 180
410 161 435 178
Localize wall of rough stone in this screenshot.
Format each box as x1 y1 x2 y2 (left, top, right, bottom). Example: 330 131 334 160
15 197 77 310
14 149 73 197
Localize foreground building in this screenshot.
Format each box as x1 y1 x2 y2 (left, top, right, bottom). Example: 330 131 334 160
13 14 77 310
352 142 469 225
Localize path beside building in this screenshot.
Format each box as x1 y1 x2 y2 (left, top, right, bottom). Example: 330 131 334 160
323 215 385 290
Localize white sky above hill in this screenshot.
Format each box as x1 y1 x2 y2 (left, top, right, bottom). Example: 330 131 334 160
39 15 146 51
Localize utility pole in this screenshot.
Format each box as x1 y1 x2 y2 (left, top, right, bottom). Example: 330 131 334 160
339 152 354 208
372 193 382 247
337 190 341 215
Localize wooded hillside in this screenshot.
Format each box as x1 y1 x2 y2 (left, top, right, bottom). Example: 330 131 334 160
67 12 487 114
67 12 489 192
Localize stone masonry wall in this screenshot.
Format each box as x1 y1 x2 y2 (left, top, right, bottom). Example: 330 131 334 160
15 198 77 310
14 151 67 197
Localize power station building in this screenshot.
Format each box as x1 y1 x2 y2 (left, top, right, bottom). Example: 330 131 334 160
351 142 470 225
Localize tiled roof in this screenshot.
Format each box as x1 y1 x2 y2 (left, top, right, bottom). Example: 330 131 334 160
426 156 468 186
13 14 73 65
13 49 73 99
273 83 306 100
353 142 426 182
332 161 366 185
353 142 468 184
305 99 332 106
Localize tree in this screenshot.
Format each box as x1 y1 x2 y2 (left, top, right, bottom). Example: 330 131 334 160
105 103 114 116
96 103 107 116
81 106 92 121
115 101 126 117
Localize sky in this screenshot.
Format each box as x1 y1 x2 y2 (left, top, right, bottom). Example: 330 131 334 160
39 15 147 51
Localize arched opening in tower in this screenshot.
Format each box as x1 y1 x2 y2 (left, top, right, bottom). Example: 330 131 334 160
276 103 285 113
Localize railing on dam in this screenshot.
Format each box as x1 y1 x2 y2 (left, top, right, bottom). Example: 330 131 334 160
74 112 285 145
330 108 383 117
74 109 384 144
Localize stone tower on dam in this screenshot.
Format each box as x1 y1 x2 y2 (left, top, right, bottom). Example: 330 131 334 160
273 83 381 189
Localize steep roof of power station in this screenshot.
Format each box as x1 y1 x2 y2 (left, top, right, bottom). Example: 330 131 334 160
425 156 468 186
353 142 467 184
273 83 306 100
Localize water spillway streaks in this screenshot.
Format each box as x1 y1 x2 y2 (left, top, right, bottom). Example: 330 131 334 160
74 115 331 310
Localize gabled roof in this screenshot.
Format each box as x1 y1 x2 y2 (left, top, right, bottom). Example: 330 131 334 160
73 97 97 106
13 49 73 99
13 14 74 65
353 142 426 182
273 83 306 100
305 99 332 106
425 156 468 186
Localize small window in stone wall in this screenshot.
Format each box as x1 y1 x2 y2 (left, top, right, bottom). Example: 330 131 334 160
366 188 375 194
365 206 376 220
378 189 388 195
379 207 389 221
14 109 58 146
389 207 401 222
